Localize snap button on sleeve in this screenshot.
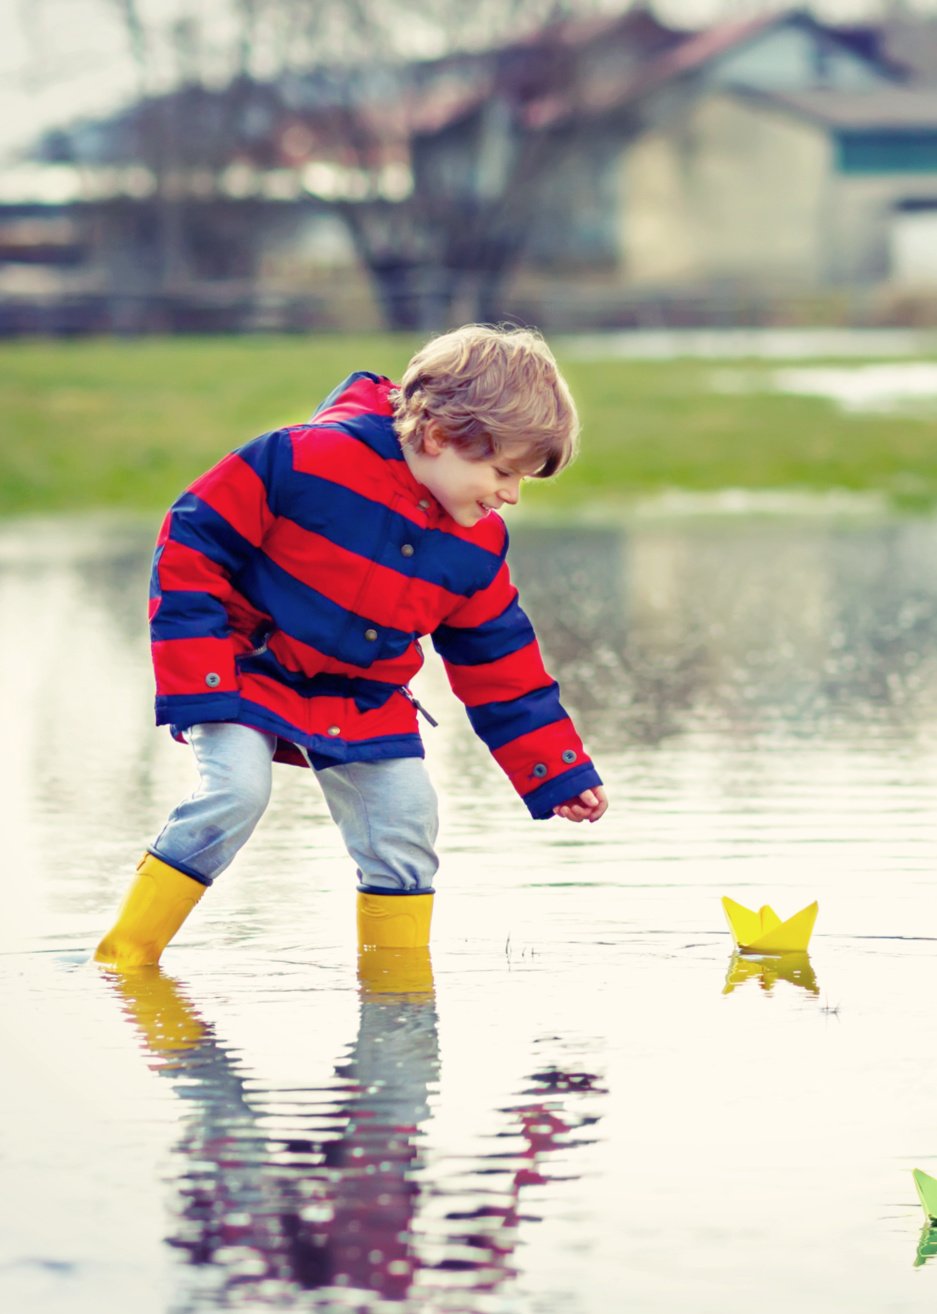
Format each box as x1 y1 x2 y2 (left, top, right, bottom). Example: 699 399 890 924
532 762 548 778
401 543 415 557
327 725 341 736
205 672 221 688
418 498 431 510
562 749 577 764
364 628 378 641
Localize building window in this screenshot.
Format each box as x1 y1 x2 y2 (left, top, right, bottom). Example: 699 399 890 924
837 131 937 175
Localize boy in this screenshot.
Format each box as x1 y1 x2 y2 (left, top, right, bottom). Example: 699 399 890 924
94 325 607 969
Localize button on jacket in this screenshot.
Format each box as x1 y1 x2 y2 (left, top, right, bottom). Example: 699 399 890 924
150 372 602 819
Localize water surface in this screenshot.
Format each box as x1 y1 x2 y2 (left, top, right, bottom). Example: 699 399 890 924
3 512 937 1313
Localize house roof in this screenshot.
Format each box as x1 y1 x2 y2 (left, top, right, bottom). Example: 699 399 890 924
523 8 900 131
752 86 937 130
524 11 779 128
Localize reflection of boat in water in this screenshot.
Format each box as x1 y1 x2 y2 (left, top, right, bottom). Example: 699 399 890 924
104 956 605 1305
722 951 819 995
914 1224 937 1268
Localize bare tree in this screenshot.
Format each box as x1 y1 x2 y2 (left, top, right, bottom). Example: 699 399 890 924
39 0 650 327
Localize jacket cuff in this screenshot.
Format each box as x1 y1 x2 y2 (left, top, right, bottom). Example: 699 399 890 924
522 763 603 820
156 692 242 731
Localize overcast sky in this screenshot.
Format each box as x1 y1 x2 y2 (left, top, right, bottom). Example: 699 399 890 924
2 0 936 161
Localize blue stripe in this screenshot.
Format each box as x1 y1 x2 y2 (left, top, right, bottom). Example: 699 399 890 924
335 412 404 462
524 764 604 821
466 683 566 750
236 648 399 710
155 691 241 727
149 544 163 601
168 492 255 574
433 597 534 666
273 466 502 597
156 694 424 766
236 419 504 596
233 699 424 767
234 428 294 513
237 554 414 667
151 589 232 640
419 524 503 596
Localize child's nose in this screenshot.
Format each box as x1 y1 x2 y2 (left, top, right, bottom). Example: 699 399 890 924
499 478 520 505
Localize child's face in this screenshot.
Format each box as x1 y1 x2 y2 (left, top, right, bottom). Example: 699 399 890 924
415 431 540 528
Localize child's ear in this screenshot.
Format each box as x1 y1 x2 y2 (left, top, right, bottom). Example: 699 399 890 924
422 421 448 457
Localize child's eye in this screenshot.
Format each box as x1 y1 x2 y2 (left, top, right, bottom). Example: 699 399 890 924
495 467 510 478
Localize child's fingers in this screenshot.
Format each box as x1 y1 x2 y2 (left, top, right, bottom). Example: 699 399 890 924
553 787 608 823
588 794 609 821
551 788 609 819
553 802 589 822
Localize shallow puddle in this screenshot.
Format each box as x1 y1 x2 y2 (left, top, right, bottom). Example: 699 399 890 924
712 361 937 417
3 513 937 1313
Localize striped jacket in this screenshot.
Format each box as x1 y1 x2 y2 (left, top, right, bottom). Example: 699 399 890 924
150 372 601 819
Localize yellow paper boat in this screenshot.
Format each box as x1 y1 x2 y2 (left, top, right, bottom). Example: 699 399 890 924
914 1169 937 1221
722 896 818 954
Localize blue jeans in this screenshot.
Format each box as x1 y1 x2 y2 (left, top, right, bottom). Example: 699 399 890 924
152 723 439 893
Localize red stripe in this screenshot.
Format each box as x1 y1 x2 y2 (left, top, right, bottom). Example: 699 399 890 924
157 539 233 598
265 519 462 630
289 427 509 554
443 509 508 551
444 641 551 707
155 542 270 641
241 673 418 741
491 719 586 793
269 630 423 685
442 562 516 628
290 429 431 526
153 636 238 696
189 453 273 547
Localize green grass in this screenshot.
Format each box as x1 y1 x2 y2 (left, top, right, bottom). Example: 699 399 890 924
2 335 936 516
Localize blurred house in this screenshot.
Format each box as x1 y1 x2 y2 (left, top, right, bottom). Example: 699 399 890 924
615 85 937 291
510 9 937 322
3 5 937 333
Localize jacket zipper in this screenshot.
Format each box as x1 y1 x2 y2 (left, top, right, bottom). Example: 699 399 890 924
400 686 439 727
236 627 273 664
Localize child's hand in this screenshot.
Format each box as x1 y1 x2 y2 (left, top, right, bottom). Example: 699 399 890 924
553 785 608 824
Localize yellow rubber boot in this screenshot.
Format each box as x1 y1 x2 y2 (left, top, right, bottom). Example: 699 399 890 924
356 890 434 950
94 853 207 969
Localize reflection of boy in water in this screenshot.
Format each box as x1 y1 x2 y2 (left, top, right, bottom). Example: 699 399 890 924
95 325 607 969
115 970 602 1304
116 969 439 1299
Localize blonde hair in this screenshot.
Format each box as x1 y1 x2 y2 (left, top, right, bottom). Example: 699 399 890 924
393 324 579 478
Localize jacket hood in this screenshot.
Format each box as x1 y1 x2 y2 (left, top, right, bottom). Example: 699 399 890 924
310 372 402 463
